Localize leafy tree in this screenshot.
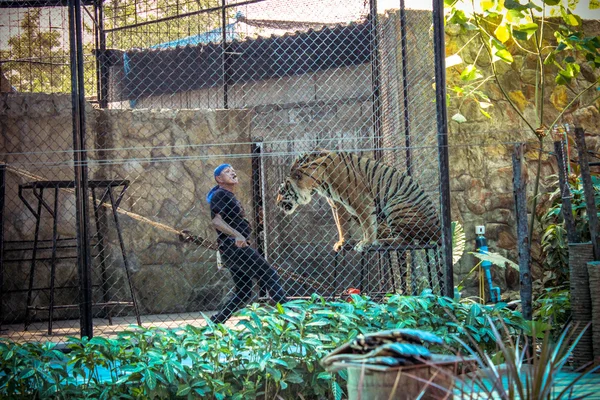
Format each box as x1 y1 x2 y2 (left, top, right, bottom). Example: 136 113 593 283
1 9 69 93
444 0 600 238
103 0 224 50
1 1 224 94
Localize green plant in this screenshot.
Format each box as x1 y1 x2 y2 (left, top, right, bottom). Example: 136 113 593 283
456 250 520 297
541 175 600 282
450 321 599 399
445 0 600 241
0 294 529 399
452 220 467 265
533 285 570 331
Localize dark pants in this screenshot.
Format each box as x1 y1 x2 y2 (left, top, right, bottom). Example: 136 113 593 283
210 244 287 324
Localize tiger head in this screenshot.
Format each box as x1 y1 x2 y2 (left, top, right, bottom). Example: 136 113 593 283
276 164 326 215
276 174 314 215
276 151 331 214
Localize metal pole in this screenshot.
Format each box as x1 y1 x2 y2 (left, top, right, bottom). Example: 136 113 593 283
553 140 578 244
252 143 266 298
221 0 229 109
259 148 270 262
399 0 411 176
513 143 532 320
96 0 108 109
574 127 600 260
369 0 382 160
69 0 93 338
251 143 265 256
0 164 5 332
432 0 453 296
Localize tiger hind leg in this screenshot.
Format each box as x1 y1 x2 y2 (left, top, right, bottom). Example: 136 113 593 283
354 207 379 252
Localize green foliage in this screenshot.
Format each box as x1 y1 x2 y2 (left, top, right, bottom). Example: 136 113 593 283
1 9 71 93
451 321 599 400
103 0 224 50
451 220 466 265
470 250 519 271
541 175 600 282
456 249 519 295
0 294 528 399
445 0 600 125
1 1 223 95
533 285 570 333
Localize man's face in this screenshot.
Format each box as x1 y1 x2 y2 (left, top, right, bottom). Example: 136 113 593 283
216 167 239 185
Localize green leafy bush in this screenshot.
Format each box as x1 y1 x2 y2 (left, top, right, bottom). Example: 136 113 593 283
451 322 599 400
0 293 527 399
541 175 600 283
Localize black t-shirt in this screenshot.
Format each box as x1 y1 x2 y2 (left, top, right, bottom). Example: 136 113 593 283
210 187 251 244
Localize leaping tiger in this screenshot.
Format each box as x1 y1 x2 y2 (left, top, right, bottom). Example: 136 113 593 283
276 150 441 252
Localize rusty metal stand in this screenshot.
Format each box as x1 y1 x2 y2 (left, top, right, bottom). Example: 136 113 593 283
18 180 140 335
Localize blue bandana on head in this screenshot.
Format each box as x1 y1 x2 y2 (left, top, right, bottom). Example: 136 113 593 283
206 164 232 203
213 163 232 179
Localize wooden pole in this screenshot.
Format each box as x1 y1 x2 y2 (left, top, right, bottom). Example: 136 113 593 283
513 143 531 320
574 127 600 260
553 140 579 243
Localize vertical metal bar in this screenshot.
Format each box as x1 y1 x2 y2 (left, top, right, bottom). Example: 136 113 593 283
251 143 266 298
69 0 94 339
221 0 229 109
409 251 417 295
48 187 60 335
107 187 141 326
259 148 270 262
251 143 264 256
96 0 109 109
397 251 407 293
432 0 453 296
24 189 44 331
513 143 532 320
399 0 412 176
387 251 396 292
0 164 5 332
425 249 434 289
369 0 383 160
434 246 444 292
333 251 340 297
359 255 365 292
91 187 112 324
574 127 600 260
554 140 578 243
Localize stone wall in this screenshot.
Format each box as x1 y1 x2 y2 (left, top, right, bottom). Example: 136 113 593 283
0 93 253 322
94 107 253 316
0 94 92 323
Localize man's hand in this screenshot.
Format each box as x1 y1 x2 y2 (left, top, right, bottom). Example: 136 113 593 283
234 234 248 248
179 230 194 243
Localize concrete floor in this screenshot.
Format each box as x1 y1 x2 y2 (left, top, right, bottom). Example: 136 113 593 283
0 311 244 343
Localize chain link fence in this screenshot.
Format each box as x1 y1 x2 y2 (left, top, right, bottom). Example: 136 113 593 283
1 0 450 342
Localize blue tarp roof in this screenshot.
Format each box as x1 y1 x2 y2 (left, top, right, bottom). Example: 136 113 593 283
150 23 239 49
150 12 243 49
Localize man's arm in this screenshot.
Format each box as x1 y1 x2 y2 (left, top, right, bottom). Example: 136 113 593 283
212 214 248 248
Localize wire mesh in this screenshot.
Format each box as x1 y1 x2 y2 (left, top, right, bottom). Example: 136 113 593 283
1 1 82 341
1 0 449 342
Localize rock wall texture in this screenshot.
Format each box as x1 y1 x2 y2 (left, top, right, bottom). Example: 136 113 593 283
0 93 253 321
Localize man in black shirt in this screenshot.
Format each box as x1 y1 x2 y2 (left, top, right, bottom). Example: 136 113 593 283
207 164 287 323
